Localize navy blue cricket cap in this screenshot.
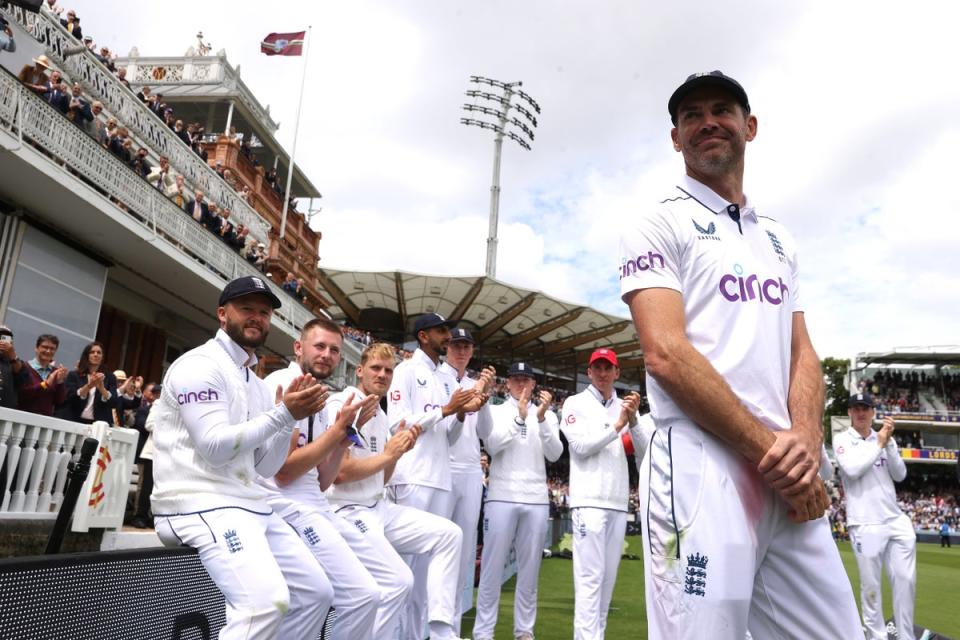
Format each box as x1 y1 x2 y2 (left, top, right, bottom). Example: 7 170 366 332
218 275 282 309
450 328 475 344
507 362 537 380
668 70 750 126
413 313 453 334
848 393 875 408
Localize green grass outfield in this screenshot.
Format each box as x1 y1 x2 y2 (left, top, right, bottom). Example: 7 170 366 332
458 537 960 638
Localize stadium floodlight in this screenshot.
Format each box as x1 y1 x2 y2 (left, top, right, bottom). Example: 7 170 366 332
461 75 540 278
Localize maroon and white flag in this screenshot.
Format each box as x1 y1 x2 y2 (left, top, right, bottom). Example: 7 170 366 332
260 31 306 56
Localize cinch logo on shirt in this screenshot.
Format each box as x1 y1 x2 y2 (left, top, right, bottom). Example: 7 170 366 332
424 403 441 412
718 264 789 305
619 251 666 280
177 388 221 404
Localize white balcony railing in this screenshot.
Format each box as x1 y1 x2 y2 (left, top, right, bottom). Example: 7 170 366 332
0 408 137 532
0 70 315 332
2 5 271 242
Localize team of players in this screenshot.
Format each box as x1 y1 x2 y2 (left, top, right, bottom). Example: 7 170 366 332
151 70 920 640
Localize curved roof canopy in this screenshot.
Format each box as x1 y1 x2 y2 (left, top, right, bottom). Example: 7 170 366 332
316 268 646 388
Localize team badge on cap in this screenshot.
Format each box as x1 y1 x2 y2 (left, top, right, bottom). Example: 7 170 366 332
589 348 619 367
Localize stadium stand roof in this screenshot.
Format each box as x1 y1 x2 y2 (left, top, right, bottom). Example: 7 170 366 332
315 268 645 387
856 346 960 367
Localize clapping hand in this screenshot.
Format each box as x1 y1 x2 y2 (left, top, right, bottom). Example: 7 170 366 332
536 390 554 422
281 374 328 421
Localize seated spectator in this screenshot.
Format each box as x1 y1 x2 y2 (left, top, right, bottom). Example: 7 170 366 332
65 83 93 127
147 155 175 192
16 333 68 416
18 55 51 94
167 174 189 211
116 67 130 89
60 9 82 40
130 146 152 178
0 325 23 409
61 341 117 424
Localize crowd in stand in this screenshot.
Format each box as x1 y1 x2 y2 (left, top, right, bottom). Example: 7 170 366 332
859 368 960 413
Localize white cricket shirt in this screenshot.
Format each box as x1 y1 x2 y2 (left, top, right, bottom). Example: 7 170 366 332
440 362 493 474
619 174 801 431
561 385 629 512
485 395 563 505
833 427 907 526
258 361 332 512
386 348 463 490
326 385 391 507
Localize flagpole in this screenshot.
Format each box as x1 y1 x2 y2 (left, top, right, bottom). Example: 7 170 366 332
279 25 311 240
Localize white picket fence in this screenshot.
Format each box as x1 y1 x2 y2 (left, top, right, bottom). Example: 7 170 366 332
0 408 137 531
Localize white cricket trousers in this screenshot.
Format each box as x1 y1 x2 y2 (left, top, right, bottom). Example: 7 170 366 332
473 501 549 639
641 422 862 640
155 507 332 640
384 485 463 640
849 514 917 640
278 504 408 640
571 506 626 640
447 469 484 632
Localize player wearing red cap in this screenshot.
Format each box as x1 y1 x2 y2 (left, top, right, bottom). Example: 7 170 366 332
559 348 641 640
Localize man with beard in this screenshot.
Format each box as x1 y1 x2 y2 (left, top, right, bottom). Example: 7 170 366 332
386 313 485 639
438 328 495 632
149 276 332 640
328 342 465 640
619 71 861 639
259 318 390 640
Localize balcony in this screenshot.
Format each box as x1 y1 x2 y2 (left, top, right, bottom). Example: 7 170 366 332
0 66 314 346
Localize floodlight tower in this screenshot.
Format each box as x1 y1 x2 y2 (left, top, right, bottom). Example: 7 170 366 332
461 76 540 278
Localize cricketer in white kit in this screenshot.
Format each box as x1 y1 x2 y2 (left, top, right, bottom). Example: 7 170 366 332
560 348 642 640
259 317 402 640
620 71 861 639
438 328 495 633
386 313 486 639
150 276 332 640
328 342 465 640
472 361 563 640
834 393 916 640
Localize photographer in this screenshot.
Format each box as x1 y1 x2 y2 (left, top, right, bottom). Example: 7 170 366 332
0 15 16 53
0 326 23 409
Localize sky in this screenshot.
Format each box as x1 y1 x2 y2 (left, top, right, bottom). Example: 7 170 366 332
63 0 960 359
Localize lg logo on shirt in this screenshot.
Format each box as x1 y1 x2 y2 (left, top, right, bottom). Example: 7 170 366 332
719 264 790 305
177 388 220 405
565 414 576 425
389 390 401 402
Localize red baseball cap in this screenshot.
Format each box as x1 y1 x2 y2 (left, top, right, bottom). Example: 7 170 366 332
588 348 618 367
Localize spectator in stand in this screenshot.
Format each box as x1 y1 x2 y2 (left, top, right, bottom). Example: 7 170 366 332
60 9 82 40
167 174 189 211
240 136 252 159
44 0 63 16
213 159 226 179
151 93 166 116
16 334 68 416
282 273 299 295
113 369 143 427
232 223 249 251
135 85 151 104
162 108 175 129
18 55 51 94
147 155 175 192
130 146 152 178
46 80 70 115
42 68 62 96
116 67 130 89
0 15 12 53
188 190 209 225
65 83 92 127
254 242 268 270
62 341 118 424
238 185 252 202
240 235 257 262
86 101 105 140
172 119 190 145
218 207 237 244
97 47 116 73
130 381 160 529
108 125 128 158
205 203 221 233
101 117 118 148
0 326 23 409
